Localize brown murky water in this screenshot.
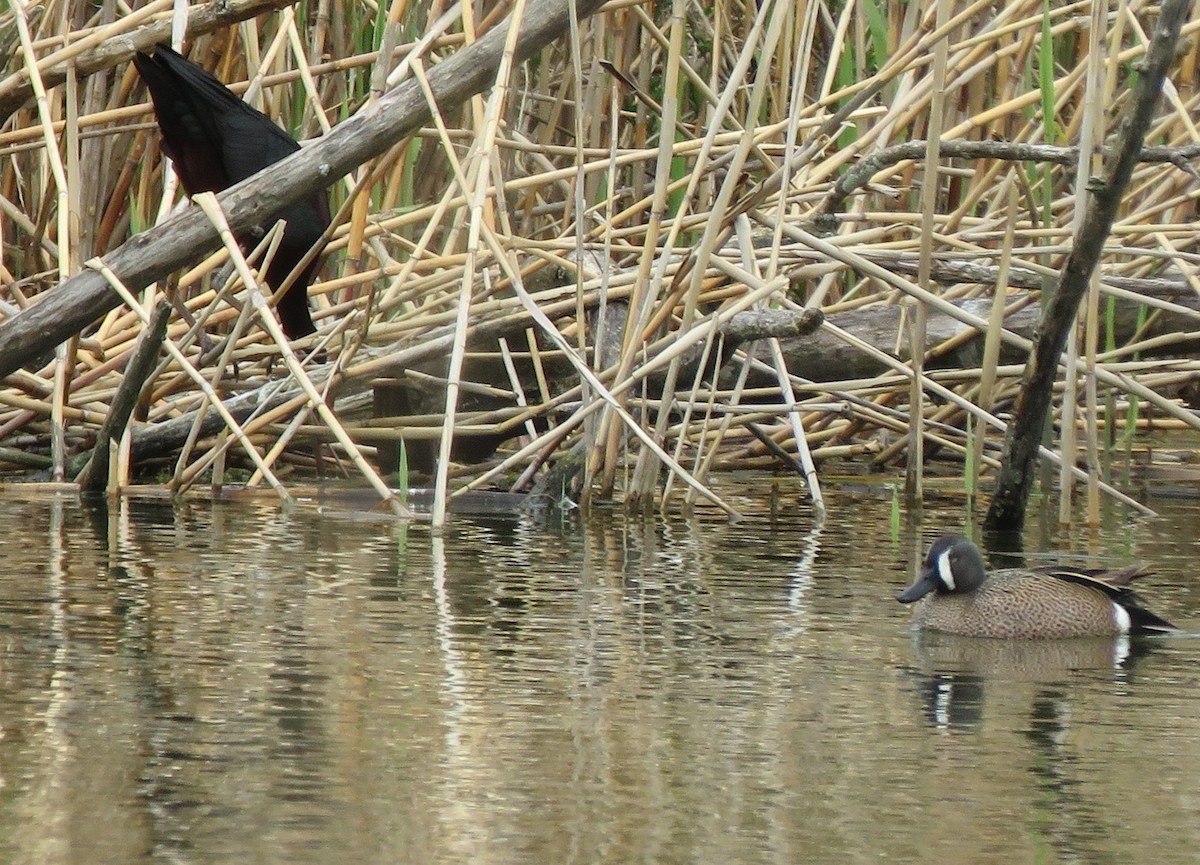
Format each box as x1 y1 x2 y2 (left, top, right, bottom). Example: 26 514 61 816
0 481 1198 864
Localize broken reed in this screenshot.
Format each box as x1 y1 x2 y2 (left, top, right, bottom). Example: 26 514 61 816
2 0 1200 522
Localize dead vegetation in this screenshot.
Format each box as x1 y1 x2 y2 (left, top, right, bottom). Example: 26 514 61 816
2 0 1200 525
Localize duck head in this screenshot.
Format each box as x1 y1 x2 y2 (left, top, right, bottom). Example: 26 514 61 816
897 535 988 603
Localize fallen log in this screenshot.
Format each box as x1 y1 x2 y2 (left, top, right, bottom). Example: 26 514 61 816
118 282 1200 471
764 291 1200 383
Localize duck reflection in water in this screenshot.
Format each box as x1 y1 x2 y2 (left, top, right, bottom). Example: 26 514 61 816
903 633 1153 733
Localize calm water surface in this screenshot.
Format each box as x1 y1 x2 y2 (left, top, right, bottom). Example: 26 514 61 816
0 483 1198 865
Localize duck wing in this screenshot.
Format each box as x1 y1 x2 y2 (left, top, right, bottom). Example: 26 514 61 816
1036 565 1176 634
1035 564 1148 593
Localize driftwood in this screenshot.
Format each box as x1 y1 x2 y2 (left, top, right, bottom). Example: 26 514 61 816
130 385 301 460
862 251 1200 299
761 291 1200 384
125 305 827 470
815 139 1200 217
0 0 611 380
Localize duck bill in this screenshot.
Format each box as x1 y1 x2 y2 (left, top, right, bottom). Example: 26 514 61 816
896 571 937 603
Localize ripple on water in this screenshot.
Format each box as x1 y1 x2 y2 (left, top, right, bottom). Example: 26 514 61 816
0 490 1197 863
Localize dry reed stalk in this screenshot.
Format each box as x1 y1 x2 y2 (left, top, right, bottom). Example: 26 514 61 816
5 0 1200 518
592 0 686 502
88 255 295 499
649 4 789 506
731 20 835 513
191 191 411 514
1075 0 1109 526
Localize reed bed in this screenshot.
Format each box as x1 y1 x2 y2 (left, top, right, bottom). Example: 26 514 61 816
2 0 1200 524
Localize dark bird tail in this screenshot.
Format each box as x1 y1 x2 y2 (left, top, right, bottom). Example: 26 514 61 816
134 44 330 339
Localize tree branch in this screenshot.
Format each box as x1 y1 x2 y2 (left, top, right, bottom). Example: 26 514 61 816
984 0 1192 534
816 138 1200 217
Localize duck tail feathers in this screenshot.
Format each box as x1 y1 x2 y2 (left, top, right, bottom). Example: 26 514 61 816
1124 601 1178 635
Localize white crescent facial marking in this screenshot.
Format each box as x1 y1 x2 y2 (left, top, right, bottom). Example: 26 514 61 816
1112 603 1131 635
937 549 956 590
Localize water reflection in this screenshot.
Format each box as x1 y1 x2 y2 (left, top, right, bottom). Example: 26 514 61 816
785 520 822 624
911 672 986 731
902 632 1153 734
0 489 1196 864
909 632 1138 681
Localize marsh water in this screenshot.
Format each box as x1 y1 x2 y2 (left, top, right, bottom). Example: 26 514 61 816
0 481 1198 865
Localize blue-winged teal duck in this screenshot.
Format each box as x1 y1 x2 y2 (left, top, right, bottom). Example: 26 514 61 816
897 535 1177 638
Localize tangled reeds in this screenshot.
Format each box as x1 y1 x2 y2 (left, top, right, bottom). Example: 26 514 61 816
2 0 1200 526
